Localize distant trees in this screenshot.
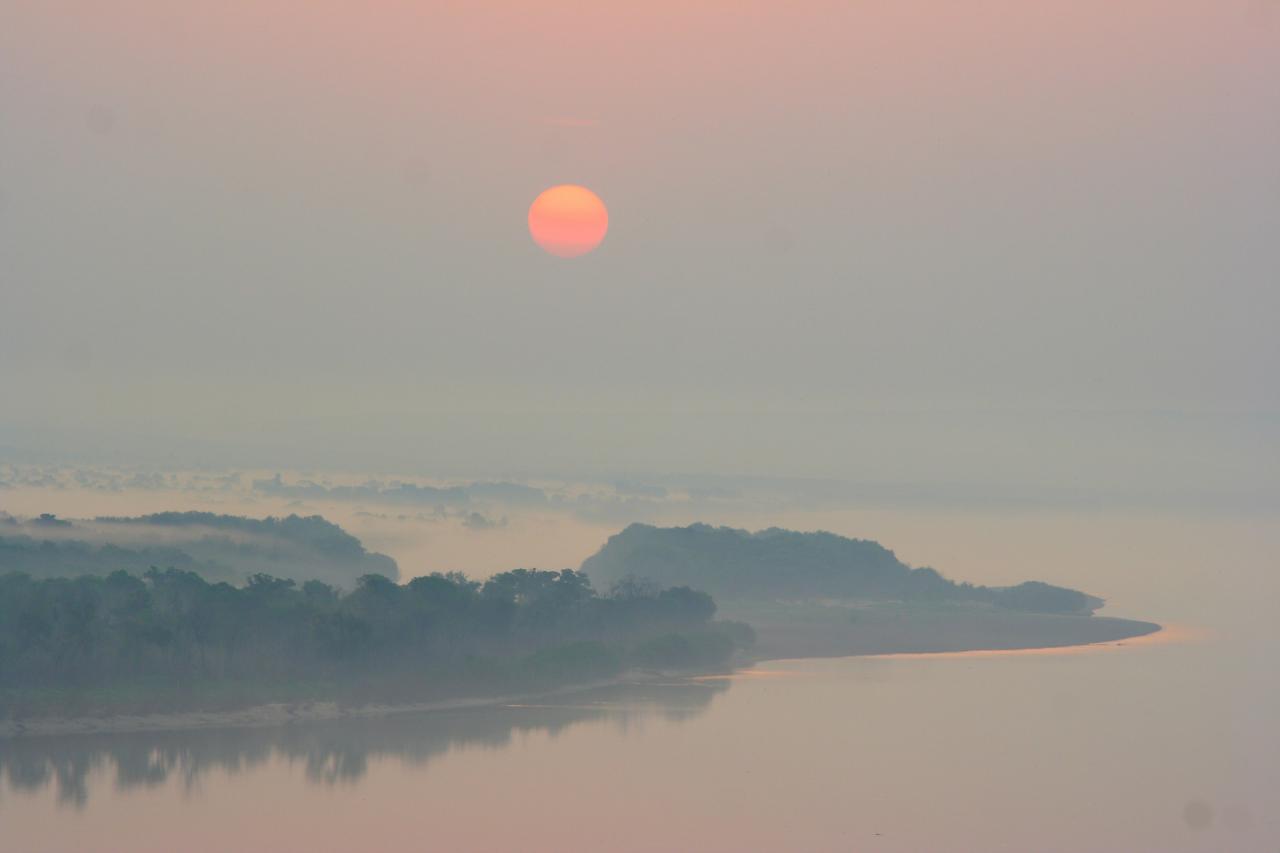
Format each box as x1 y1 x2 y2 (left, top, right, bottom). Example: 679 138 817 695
581 524 1102 613
0 567 735 697
988 581 1101 615
0 512 400 587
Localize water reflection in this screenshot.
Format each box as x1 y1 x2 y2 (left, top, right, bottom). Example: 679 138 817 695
0 678 729 808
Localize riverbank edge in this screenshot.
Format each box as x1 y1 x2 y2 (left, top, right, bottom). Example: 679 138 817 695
0 619 1163 739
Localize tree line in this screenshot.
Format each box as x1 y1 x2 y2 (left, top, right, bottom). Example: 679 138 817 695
0 568 751 712
583 523 1103 613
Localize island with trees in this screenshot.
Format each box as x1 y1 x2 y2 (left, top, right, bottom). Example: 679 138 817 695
0 516 1160 735
580 523 1160 659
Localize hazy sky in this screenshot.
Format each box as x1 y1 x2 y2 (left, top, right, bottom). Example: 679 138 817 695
1 1 1276 500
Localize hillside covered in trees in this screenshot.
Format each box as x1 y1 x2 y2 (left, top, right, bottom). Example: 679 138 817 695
0 567 750 719
581 524 1105 615
0 512 398 587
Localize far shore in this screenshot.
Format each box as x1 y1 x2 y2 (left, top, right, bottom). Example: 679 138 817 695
0 612 1162 740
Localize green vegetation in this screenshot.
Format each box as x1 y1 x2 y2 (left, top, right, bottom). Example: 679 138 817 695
0 511 399 587
582 523 1104 614
0 567 747 718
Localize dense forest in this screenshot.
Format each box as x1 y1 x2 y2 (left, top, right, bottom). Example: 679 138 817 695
0 512 399 586
582 524 1104 614
0 567 750 717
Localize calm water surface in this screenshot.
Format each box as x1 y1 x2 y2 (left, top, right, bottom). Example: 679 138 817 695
2 510 1277 852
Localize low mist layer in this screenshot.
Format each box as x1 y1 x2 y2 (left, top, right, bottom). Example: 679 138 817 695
0 511 398 587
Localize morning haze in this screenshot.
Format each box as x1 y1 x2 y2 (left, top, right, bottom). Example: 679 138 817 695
1 2 1277 851
2 2 1276 493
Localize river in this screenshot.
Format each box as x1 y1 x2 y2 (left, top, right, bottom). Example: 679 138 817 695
0 503 1275 851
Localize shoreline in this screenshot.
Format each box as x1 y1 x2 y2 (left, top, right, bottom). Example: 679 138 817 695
0 619 1164 740
0 674 639 740
757 620 1167 665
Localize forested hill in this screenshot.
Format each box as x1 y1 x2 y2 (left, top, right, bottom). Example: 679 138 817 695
581 524 1104 615
0 512 398 587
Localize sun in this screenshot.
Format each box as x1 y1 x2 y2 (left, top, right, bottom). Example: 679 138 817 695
528 185 608 258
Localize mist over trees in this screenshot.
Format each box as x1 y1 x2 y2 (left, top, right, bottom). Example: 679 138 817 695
581 524 1103 615
0 512 399 587
0 516 1114 722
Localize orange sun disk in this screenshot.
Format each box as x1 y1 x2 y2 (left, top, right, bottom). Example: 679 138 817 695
528 185 608 258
